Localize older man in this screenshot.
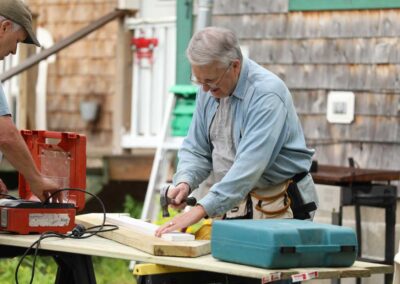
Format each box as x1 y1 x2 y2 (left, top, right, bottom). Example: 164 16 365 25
156 27 318 237
0 0 57 200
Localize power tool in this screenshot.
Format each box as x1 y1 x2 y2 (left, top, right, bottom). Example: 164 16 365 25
0 130 86 234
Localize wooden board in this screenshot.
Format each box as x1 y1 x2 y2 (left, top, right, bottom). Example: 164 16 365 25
75 213 210 257
311 164 400 185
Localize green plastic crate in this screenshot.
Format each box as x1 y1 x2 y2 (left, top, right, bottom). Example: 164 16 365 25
170 85 197 137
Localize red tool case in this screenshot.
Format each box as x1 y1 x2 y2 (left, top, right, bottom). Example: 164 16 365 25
0 130 86 234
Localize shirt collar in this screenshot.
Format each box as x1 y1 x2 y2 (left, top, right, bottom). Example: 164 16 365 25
207 57 249 102
231 57 249 100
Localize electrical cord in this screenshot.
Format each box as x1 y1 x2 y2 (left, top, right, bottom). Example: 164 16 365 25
0 193 18 200
14 188 119 284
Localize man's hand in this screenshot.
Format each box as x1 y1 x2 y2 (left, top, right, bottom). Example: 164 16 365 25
155 204 206 237
28 176 60 202
167 183 190 210
0 178 8 197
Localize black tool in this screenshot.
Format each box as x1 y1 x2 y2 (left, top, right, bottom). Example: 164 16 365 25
160 185 197 217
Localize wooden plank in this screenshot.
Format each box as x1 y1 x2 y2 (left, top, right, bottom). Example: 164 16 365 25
311 165 400 185
245 38 400 64
75 213 210 257
213 10 400 39
261 64 400 93
0 233 392 280
103 154 154 181
353 261 394 274
105 214 194 241
212 0 288 15
287 265 370 279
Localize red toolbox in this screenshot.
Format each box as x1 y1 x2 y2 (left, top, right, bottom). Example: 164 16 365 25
18 130 86 210
0 130 86 234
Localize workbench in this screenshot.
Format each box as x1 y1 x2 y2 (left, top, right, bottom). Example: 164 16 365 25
311 164 400 284
0 232 393 283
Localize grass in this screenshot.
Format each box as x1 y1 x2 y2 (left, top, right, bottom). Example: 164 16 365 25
0 256 135 284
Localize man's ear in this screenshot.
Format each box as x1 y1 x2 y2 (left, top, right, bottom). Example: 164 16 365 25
0 20 12 33
232 59 241 72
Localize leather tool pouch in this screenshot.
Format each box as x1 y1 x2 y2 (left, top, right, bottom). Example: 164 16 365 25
287 176 317 220
224 195 253 220
251 188 291 218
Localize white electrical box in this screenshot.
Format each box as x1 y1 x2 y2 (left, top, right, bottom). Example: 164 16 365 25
326 91 355 124
118 0 140 10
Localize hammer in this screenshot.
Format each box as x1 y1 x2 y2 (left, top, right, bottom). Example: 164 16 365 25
160 185 197 217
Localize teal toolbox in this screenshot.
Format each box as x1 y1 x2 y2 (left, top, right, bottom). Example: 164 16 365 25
211 219 357 269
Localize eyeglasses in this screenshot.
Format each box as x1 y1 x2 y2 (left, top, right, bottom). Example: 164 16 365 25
191 63 232 89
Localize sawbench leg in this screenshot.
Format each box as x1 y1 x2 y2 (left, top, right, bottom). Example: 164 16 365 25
136 271 262 284
53 253 96 284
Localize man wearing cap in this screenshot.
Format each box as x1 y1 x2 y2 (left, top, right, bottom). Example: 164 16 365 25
0 0 57 200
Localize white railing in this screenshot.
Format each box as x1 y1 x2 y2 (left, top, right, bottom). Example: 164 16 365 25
122 17 176 149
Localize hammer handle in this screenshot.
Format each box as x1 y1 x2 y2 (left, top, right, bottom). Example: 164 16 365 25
186 197 197 206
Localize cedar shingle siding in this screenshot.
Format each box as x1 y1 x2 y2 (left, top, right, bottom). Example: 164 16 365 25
28 0 118 150
213 0 400 169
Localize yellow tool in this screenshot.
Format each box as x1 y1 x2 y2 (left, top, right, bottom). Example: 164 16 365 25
133 263 196 276
194 219 212 240
184 219 213 240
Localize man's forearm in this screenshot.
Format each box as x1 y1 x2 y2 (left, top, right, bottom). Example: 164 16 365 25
0 116 41 183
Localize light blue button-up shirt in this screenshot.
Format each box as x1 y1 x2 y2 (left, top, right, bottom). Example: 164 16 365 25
0 84 11 116
173 58 316 217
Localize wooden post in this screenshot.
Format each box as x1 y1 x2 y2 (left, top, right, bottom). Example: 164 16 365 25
113 12 135 154
17 14 39 130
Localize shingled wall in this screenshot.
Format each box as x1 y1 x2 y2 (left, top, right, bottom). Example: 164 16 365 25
212 0 400 170
27 0 119 152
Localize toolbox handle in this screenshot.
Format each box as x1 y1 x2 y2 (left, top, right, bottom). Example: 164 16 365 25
295 245 341 253
41 131 62 139
39 131 78 140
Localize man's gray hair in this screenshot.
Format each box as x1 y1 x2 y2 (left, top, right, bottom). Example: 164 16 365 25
0 15 22 32
186 26 242 67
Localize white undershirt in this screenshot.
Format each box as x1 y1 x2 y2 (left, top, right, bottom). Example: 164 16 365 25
210 96 236 183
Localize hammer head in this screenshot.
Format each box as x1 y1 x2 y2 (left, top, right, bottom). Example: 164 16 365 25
160 185 170 217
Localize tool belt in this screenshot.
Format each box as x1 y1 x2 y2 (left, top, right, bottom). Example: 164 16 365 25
287 172 317 220
224 172 317 220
